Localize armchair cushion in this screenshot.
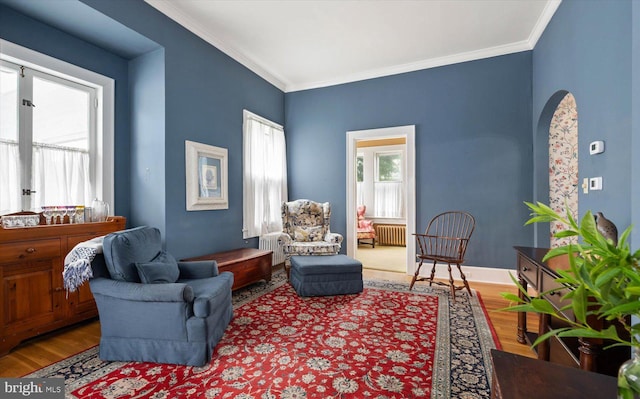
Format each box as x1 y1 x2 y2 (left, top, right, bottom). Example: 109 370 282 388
294 225 324 242
103 226 163 282
136 261 180 284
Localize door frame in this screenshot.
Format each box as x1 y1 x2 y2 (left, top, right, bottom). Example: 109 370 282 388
346 125 416 273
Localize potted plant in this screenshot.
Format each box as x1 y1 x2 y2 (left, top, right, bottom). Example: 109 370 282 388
502 202 640 399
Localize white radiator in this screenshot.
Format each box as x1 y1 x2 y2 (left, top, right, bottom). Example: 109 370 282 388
259 232 286 266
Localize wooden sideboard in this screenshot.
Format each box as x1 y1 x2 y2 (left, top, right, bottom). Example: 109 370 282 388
514 246 630 376
0 217 126 355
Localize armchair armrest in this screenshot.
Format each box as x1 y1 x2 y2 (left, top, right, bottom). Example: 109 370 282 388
278 232 293 245
325 232 343 244
178 260 219 279
89 278 194 302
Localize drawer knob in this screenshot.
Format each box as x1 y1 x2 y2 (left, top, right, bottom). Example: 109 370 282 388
522 266 528 271
25 247 36 254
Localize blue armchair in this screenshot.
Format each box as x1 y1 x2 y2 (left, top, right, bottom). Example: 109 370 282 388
89 226 234 366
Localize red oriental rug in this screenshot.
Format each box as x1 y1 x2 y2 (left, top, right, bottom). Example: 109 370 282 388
26 271 500 398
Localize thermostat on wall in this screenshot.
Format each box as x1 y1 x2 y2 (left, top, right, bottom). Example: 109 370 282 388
589 140 605 155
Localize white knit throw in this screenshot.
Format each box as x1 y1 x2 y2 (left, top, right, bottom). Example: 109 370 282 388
63 235 105 294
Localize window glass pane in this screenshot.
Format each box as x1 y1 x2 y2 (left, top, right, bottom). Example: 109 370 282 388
33 76 89 150
0 66 18 142
0 66 20 213
356 155 363 182
377 153 402 182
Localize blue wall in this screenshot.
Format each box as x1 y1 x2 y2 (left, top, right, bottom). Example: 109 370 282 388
532 0 633 246
81 0 285 259
632 1 640 251
129 47 166 236
285 52 533 268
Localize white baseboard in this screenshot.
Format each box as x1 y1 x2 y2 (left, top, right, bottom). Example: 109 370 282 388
413 263 517 285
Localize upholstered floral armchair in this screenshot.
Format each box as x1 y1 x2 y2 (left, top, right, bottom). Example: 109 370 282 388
357 205 376 247
278 199 342 275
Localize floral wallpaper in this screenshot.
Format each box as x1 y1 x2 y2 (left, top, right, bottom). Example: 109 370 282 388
549 93 578 247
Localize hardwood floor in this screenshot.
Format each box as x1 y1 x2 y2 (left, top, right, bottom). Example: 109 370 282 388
0 268 536 378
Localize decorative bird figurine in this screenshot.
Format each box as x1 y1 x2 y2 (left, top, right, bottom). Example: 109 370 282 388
594 212 618 244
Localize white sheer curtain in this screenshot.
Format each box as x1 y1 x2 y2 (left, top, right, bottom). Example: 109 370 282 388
0 141 90 213
243 112 288 238
356 182 365 208
0 141 20 213
33 144 91 209
374 181 404 218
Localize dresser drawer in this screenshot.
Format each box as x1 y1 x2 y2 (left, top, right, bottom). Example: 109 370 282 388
0 238 61 263
518 255 538 288
540 269 574 320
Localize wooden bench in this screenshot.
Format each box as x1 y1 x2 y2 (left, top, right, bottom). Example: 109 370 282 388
182 248 272 291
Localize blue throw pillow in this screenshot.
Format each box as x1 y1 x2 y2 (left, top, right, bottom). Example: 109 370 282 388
135 261 180 284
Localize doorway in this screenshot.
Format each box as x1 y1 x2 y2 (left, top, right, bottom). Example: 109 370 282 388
346 126 416 274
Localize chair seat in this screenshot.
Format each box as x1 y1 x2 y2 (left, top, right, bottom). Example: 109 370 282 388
417 254 463 264
283 241 341 256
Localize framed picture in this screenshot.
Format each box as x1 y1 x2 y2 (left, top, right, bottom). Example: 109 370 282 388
185 140 228 211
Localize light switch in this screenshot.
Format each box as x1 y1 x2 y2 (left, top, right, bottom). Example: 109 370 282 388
582 178 589 194
589 177 603 191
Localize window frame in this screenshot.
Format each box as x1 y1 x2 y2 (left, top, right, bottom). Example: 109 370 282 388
242 109 287 239
0 38 114 212
375 150 403 183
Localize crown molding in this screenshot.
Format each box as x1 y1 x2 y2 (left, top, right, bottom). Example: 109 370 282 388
286 40 532 93
527 0 562 48
144 0 288 92
145 0 560 94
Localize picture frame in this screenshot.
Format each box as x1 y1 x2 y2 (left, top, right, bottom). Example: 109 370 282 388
185 140 228 211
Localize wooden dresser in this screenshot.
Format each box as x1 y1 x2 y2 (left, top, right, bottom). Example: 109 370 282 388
514 246 630 376
0 217 126 355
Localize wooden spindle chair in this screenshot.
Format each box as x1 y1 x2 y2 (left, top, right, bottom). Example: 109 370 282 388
410 211 475 300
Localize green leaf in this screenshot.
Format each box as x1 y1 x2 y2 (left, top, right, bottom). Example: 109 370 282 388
555 230 579 238
500 292 523 303
529 298 557 315
572 284 587 324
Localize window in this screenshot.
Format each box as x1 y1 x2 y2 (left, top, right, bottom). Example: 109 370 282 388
356 154 364 206
374 151 404 218
242 110 287 238
1 40 113 215
376 153 402 182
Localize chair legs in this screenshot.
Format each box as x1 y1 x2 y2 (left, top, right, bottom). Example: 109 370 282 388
409 259 424 290
409 259 472 300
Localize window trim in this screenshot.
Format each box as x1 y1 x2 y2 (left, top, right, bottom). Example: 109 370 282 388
1 38 115 211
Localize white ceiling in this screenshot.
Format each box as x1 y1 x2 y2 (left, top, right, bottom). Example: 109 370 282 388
146 0 560 93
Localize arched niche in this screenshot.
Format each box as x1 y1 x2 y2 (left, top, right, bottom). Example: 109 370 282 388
534 90 579 248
